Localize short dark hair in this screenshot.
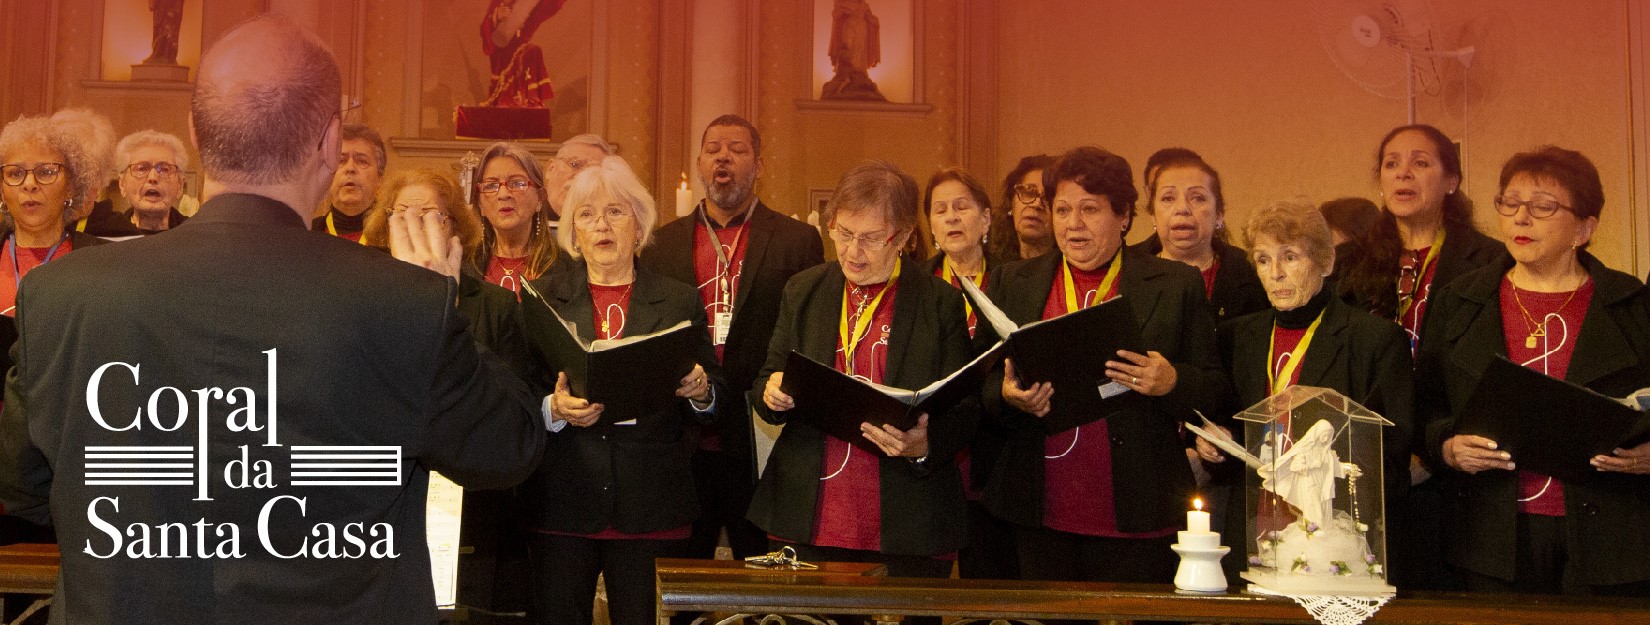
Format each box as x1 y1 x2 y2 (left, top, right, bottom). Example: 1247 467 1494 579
191 15 341 185
999 154 1054 211
341 123 387 175
1497 146 1604 222
1144 152 1224 217
1143 147 1200 190
701 114 761 158
1044 146 1138 239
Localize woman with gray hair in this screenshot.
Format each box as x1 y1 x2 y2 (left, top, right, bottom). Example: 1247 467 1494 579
0 115 108 316
751 160 973 583
113 130 191 233
1208 200 1413 564
518 155 722 625
471 141 559 296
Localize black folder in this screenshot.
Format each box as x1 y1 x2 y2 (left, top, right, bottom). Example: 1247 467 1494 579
1457 357 1650 483
779 344 1004 452
959 278 1147 433
520 284 700 424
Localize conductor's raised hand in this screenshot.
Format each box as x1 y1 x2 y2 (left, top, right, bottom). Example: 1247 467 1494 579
763 372 794 412
1001 358 1053 417
389 206 463 279
862 414 930 458
551 372 604 428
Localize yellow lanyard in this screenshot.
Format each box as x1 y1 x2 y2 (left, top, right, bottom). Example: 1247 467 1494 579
940 256 985 320
1267 310 1326 396
1062 251 1122 313
839 259 901 375
325 213 368 245
1397 228 1445 319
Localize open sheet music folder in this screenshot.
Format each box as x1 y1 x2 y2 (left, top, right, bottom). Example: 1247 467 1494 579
1458 356 1650 483
520 282 699 423
778 344 1004 452
958 277 1147 433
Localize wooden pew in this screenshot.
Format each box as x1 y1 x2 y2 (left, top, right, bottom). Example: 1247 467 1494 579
656 558 1650 624
0 543 57 625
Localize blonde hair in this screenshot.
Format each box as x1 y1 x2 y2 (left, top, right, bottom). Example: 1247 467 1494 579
1244 200 1336 271
556 155 656 258
471 141 558 278
361 169 483 261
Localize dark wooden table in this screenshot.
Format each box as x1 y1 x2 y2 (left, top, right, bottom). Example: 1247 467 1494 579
657 558 1650 624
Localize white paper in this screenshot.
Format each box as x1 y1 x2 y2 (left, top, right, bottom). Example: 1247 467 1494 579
425 471 464 608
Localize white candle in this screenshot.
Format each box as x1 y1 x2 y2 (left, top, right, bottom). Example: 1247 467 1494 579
1188 497 1211 533
675 173 693 217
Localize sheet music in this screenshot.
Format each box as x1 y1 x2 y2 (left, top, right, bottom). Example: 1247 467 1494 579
426 471 464 608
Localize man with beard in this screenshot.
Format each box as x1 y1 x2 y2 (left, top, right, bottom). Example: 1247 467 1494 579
312 123 386 242
641 114 823 561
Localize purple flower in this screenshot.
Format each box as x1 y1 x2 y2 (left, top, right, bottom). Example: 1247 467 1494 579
1305 522 1320 533
1328 563 1341 574
1249 556 1263 566
1365 554 1377 564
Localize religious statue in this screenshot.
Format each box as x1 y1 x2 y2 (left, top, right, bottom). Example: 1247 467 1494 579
821 0 887 101
480 0 568 108
145 0 186 66
1257 420 1361 531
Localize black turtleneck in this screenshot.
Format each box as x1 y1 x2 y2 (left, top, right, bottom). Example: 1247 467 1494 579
1275 286 1331 329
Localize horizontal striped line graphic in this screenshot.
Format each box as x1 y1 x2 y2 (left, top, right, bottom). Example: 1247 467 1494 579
85 446 193 451
291 471 400 477
85 463 194 469
84 472 193 479
83 453 192 459
85 480 193 486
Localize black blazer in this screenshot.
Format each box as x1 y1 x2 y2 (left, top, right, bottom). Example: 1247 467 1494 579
1336 225 1506 335
1416 252 1650 586
1131 236 1270 323
640 201 824 476
0 194 544 625
518 262 724 535
980 248 1221 533
1219 295 1415 499
746 260 974 556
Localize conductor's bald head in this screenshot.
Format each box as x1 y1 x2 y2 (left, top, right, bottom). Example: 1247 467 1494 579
191 15 341 188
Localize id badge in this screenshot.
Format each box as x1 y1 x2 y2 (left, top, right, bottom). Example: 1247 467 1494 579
713 311 733 345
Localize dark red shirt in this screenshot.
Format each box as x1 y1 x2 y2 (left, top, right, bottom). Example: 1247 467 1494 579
484 255 530 298
932 261 985 339
1270 326 1310 394
693 217 751 361
1 238 74 317
1500 276 1593 517
813 278 898 551
1038 258 1170 537
589 282 634 340
1200 258 1219 300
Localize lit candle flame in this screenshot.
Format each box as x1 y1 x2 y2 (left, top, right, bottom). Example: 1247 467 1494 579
1193 498 1203 512
679 172 688 191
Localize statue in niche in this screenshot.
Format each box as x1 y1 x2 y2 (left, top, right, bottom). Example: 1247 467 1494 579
145 0 186 65
480 0 567 108
821 0 887 101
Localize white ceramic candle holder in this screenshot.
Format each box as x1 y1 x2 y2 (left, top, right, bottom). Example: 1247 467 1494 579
1171 539 1230 593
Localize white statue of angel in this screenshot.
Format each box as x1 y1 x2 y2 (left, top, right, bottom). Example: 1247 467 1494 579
1257 420 1361 529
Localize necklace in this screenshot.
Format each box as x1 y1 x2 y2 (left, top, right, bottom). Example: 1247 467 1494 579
1509 269 1585 349
600 283 635 338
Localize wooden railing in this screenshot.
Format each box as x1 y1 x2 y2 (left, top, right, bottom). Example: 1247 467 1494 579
0 543 57 625
656 558 1650 625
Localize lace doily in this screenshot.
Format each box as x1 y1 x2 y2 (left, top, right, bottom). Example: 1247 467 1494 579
1285 594 1391 625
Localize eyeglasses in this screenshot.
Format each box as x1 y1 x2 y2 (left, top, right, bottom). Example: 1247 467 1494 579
827 225 900 250
479 178 539 195
1494 195 1573 219
573 204 634 228
124 162 181 179
314 98 364 152
1013 184 1043 204
392 203 447 220
1 163 64 186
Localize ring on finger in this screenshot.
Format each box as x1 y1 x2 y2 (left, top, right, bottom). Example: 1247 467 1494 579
1132 376 1139 385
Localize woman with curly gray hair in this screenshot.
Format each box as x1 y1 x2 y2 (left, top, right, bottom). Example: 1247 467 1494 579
0 114 107 316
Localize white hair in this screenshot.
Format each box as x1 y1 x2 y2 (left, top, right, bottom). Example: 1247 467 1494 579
115 130 191 172
48 108 118 183
556 155 656 258
557 133 614 157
